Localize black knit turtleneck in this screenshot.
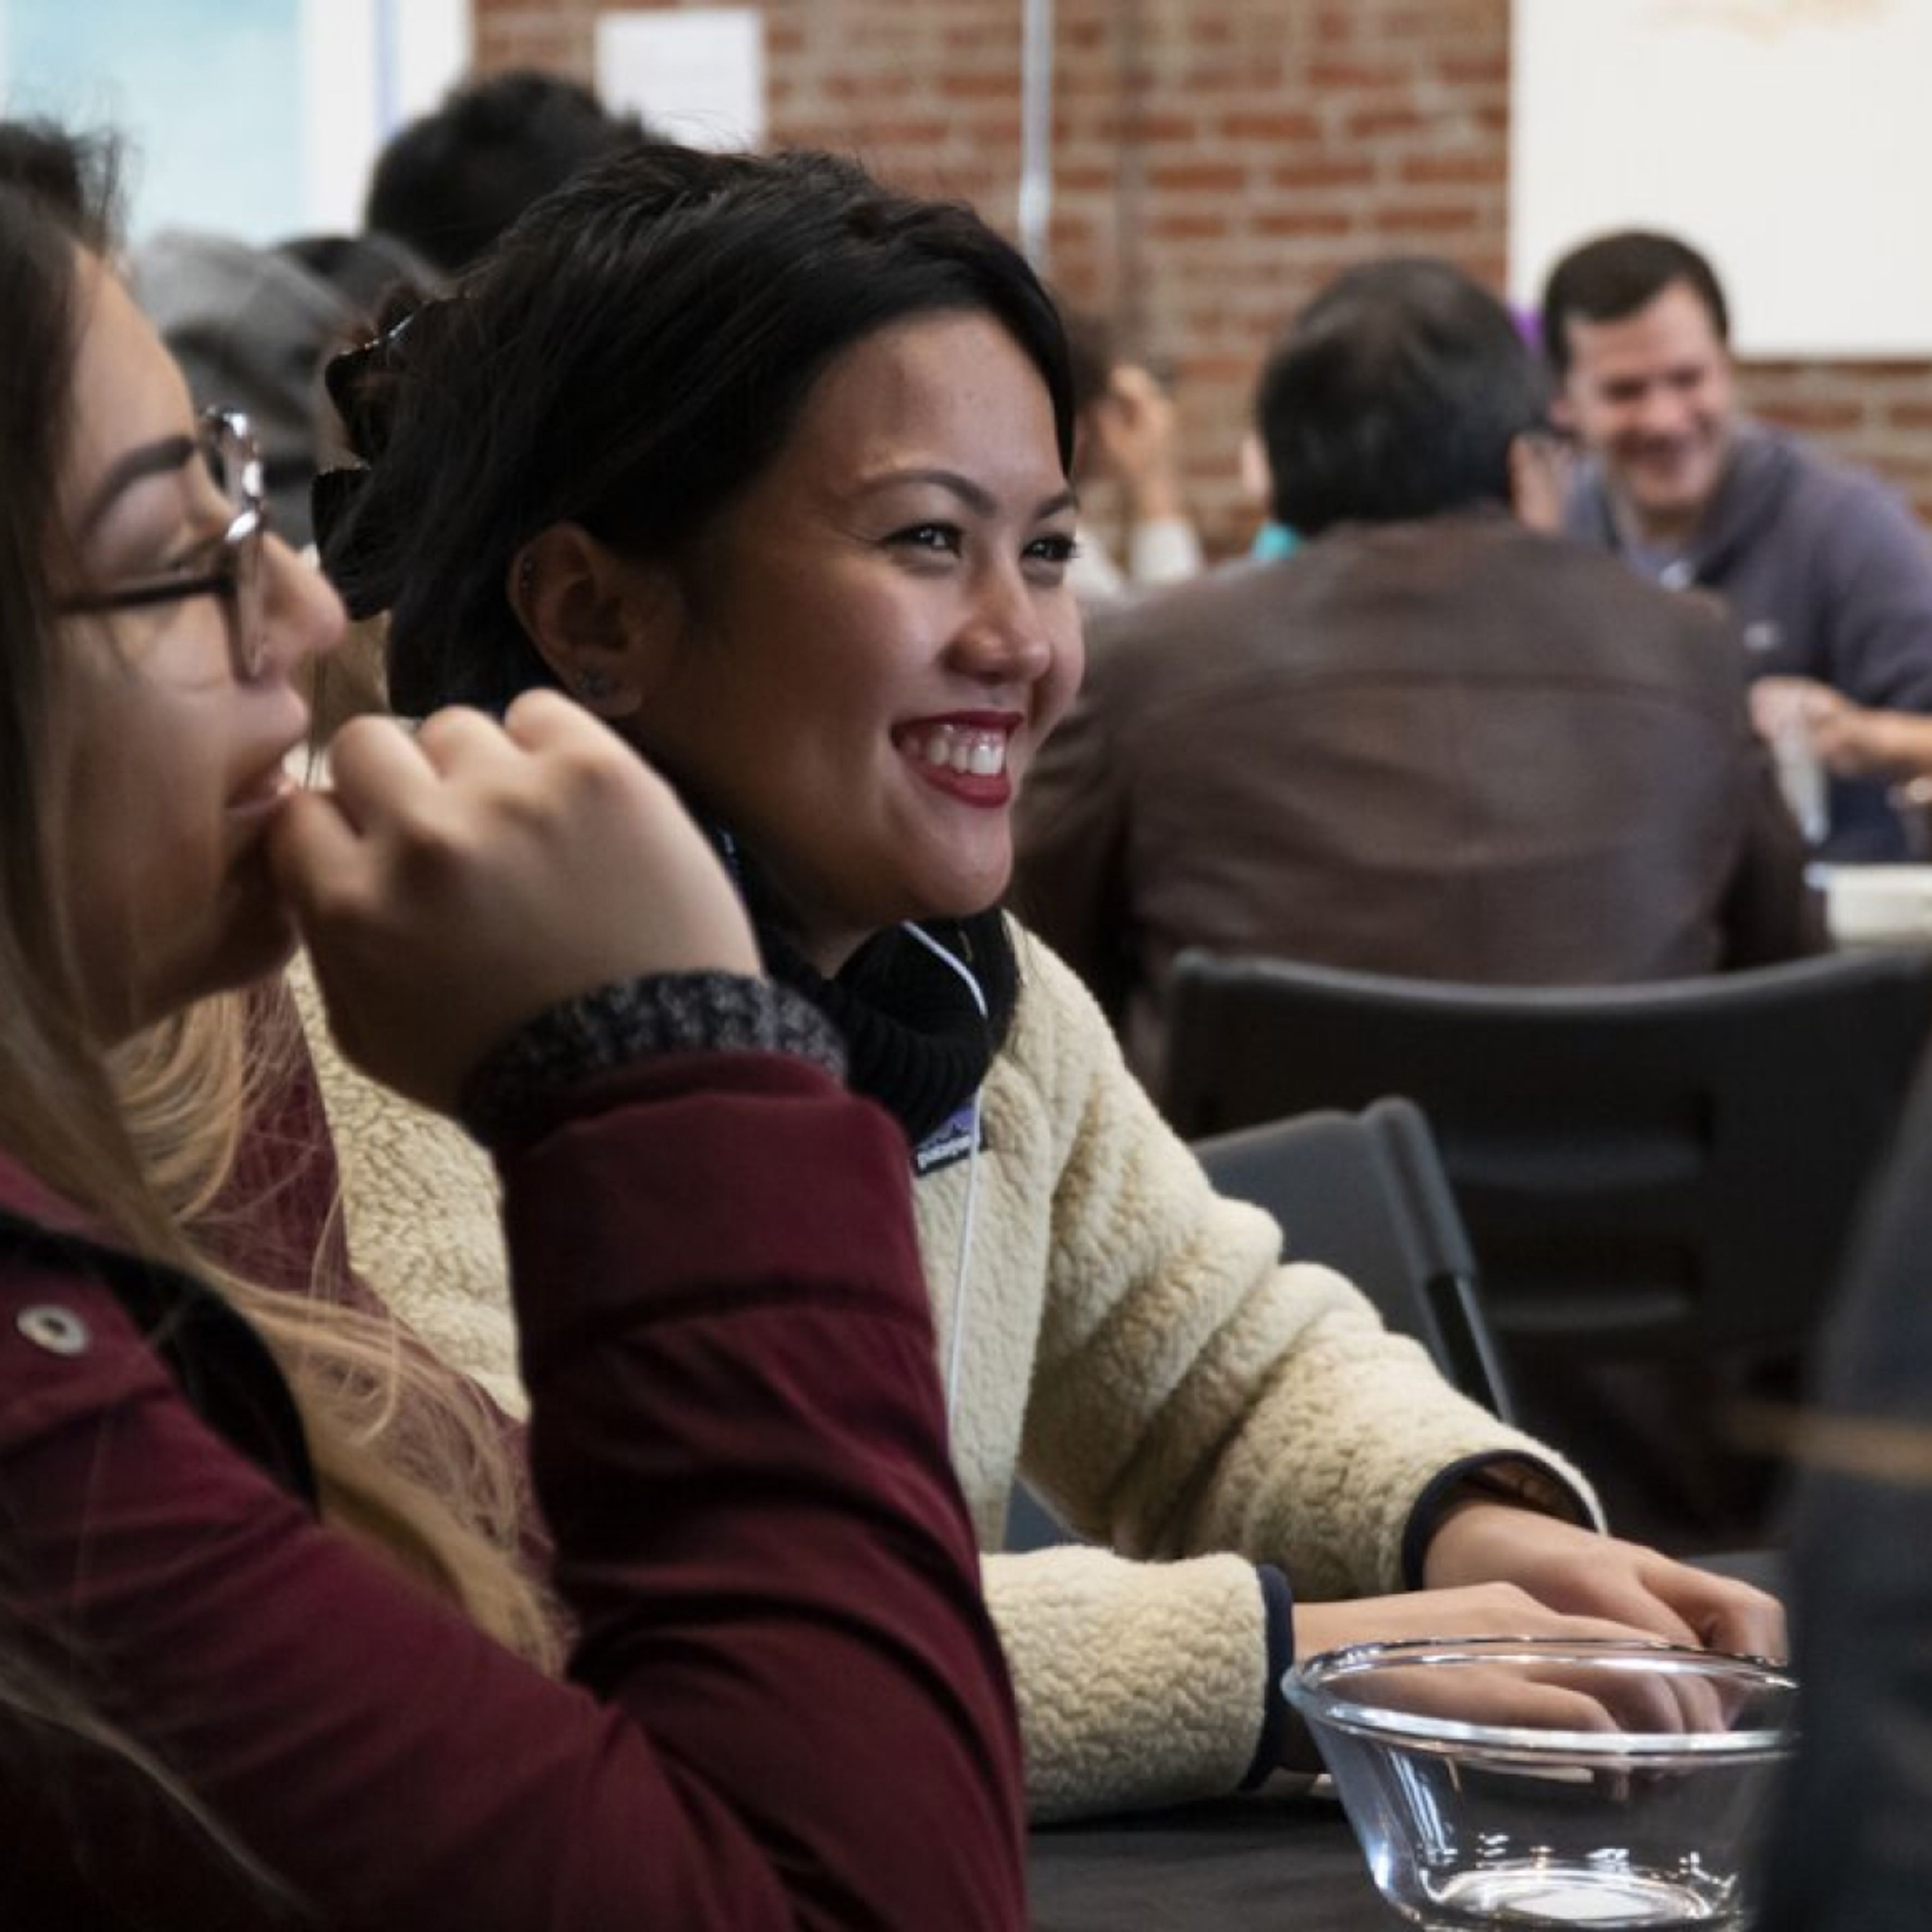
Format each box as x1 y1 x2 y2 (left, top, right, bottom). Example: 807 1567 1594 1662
754 908 1017 1146
703 825 1018 1144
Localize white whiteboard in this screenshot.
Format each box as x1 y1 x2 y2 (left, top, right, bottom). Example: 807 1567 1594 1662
596 9 765 154
1511 0 1932 358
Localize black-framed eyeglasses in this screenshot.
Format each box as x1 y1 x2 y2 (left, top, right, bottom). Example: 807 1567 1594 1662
59 407 269 681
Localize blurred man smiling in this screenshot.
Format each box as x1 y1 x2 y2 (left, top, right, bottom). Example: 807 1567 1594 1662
1544 229 1932 857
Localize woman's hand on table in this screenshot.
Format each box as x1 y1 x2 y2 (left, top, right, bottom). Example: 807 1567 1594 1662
1418 1500 1787 1661
1288 1578 1725 1760
1295 1575 1687 1669
1282 1504 1782 1763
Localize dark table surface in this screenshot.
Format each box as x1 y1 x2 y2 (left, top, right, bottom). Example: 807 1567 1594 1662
1028 1782 1393 1931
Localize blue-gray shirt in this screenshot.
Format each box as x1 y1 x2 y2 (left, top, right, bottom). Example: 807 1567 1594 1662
1567 422 1932 859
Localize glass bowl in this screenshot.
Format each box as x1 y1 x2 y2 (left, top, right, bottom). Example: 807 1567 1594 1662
1283 1637 1796 1929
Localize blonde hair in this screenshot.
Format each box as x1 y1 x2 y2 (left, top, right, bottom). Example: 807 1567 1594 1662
0 984 559 1913
113 992 561 1668
0 653 553 1668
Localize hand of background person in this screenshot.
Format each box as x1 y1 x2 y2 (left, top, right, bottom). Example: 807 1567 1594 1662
1751 675 1849 761
1750 674 1932 781
1088 363 1187 521
269 690 760 1114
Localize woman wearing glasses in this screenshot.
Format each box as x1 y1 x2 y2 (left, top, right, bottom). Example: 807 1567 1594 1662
316 140 1787 1823
0 122 1025 1926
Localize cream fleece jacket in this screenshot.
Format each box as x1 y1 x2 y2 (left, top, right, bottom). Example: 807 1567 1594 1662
292 930 1594 1820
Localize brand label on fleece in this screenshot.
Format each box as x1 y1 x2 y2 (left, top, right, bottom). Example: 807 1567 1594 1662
912 1100 986 1176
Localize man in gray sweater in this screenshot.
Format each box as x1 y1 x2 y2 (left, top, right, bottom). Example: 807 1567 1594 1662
1544 229 1932 858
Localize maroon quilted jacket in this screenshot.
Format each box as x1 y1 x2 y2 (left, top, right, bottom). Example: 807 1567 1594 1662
0 1048 1025 1928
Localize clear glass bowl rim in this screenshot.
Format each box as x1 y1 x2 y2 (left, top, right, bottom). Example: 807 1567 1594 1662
1283 1634 1796 1761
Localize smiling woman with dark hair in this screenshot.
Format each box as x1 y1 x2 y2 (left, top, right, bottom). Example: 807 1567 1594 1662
314 140 1788 1825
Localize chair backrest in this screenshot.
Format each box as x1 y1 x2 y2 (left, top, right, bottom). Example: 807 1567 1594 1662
1192 1095 1516 1422
1163 947 1932 1355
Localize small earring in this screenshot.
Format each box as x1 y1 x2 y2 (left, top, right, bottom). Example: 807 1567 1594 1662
578 669 615 702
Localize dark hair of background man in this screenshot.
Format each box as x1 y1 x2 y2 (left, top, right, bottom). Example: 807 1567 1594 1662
365 68 651 278
1539 229 1731 378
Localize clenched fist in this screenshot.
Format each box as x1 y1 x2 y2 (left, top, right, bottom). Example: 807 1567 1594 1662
270 691 759 1114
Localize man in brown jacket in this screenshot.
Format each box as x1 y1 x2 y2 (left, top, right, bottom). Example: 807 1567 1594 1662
1014 258 1822 1090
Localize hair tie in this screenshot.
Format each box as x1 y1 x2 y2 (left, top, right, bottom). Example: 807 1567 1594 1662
315 299 450 617
310 463 377 605
323 308 418 464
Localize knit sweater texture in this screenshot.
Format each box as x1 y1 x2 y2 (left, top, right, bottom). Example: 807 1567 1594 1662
295 927 1595 1818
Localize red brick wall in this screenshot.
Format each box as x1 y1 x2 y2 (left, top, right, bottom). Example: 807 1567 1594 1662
473 0 1932 557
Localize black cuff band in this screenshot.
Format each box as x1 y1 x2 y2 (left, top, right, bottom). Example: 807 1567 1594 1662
1240 1563 1297 1789
459 973 846 1146
1400 1452 1599 1589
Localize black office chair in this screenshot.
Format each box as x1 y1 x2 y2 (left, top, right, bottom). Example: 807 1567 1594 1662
1006 1096 1514 1554
1192 1096 1516 1423
1164 946 1932 1354
1161 946 1932 1545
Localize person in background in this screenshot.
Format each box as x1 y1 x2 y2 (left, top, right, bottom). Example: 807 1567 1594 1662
1016 256 1820 1092
132 225 432 546
1060 303 1205 606
363 68 650 281
133 69 652 547
1543 228 1932 859
0 118 1025 1926
312 147 1785 1825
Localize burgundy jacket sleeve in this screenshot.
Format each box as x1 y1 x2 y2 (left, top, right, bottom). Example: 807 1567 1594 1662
0 1051 1025 1929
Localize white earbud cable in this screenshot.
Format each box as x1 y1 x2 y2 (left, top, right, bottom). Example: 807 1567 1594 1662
900 922 987 1426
